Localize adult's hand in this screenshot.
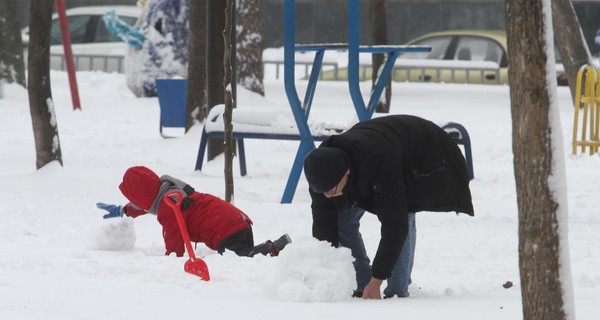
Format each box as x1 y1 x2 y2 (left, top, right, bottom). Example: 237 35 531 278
362 277 383 299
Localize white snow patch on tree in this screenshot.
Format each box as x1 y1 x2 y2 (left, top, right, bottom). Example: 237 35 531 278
542 0 575 318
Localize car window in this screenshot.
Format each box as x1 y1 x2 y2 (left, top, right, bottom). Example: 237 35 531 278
94 16 138 43
401 36 452 59
454 36 504 65
51 15 92 45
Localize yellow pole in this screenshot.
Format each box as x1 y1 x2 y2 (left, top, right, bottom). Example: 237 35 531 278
572 65 599 155
580 66 592 154
573 66 584 155
594 68 600 153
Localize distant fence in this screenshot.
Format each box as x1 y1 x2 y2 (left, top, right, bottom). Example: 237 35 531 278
50 53 501 85
50 53 125 73
265 58 501 84
263 60 340 80
392 59 501 84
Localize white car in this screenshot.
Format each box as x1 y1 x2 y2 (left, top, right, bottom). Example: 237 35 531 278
22 5 141 73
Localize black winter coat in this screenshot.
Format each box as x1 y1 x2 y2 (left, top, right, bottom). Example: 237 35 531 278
309 115 474 280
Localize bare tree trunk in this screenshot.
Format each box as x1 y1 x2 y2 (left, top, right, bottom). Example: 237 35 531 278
551 0 593 100
236 0 264 96
369 0 391 113
223 0 235 203
206 0 236 161
185 0 207 130
505 0 573 319
0 0 26 88
207 0 227 161
28 0 63 169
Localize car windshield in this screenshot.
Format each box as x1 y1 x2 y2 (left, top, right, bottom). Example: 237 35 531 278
400 36 451 59
95 16 137 42
50 14 137 45
51 15 91 45
455 36 504 65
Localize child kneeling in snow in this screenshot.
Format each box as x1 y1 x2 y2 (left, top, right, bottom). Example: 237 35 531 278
97 166 291 257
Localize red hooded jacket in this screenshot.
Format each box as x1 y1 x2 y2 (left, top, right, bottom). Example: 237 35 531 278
118 166 252 256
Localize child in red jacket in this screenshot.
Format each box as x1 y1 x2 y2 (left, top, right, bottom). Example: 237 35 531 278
97 166 291 257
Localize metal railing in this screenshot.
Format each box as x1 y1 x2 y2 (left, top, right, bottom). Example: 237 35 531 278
263 60 339 80
50 53 125 73
49 53 501 85
391 59 501 84
265 58 501 84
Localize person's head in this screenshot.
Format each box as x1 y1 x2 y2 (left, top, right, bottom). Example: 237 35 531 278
119 166 161 210
303 147 350 198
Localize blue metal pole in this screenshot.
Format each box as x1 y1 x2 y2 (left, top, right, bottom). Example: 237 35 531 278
302 49 325 117
347 0 369 121
282 0 316 203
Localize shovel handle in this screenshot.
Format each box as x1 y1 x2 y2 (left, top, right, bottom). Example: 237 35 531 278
164 191 197 261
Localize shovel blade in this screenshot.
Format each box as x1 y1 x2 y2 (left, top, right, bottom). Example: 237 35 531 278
184 258 211 281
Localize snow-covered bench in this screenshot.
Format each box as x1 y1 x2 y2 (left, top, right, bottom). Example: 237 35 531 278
194 105 474 181
194 105 348 176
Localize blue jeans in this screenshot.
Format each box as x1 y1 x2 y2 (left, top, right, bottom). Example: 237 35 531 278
338 208 416 296
337 207 371 292
384 212 416 298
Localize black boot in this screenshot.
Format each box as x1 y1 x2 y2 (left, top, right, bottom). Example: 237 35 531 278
251 234 292 257
250 240 274 256
271 234 292 256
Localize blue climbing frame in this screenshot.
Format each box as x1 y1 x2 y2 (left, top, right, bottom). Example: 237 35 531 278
281 0 431 203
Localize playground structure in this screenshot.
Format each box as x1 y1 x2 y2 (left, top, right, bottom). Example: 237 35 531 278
573 64 600 155
190 0 473 203
194 0 431 203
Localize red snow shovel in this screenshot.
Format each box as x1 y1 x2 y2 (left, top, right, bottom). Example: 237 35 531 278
163 191 210 281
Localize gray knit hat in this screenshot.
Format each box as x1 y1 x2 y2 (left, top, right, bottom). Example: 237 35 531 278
303 147 349 193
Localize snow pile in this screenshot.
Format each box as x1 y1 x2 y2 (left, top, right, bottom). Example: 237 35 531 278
263 236 355 302
85 217 137 251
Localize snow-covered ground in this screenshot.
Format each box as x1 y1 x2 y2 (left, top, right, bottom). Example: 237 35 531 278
1 66 599 319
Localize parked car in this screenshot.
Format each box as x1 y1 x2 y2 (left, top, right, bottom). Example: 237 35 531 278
395 29 567 85
22 5 141 73
318 29 567 85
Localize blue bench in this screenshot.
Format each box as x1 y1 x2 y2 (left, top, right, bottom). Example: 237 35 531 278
195 106 474 186
441 122 474 181
194 105 346 177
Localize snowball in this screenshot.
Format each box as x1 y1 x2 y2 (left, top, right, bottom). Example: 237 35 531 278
262 236 355 302
86 218 136 251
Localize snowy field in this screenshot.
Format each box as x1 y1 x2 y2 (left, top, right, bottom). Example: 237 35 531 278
1 66 599 319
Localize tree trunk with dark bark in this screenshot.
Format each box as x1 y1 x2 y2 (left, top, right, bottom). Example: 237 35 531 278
223 0 235 203
206 0 230 161
369 0 391 113
505 0 572 319
28 0 63 169
185 0 207 130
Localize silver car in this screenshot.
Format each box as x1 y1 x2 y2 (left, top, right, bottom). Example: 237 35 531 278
22 5 141 73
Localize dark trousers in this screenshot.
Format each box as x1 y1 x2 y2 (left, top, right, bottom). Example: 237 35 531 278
217 227 254 256
217 226 274 257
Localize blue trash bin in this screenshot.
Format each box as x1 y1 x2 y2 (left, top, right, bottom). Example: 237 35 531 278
156 78 187 137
